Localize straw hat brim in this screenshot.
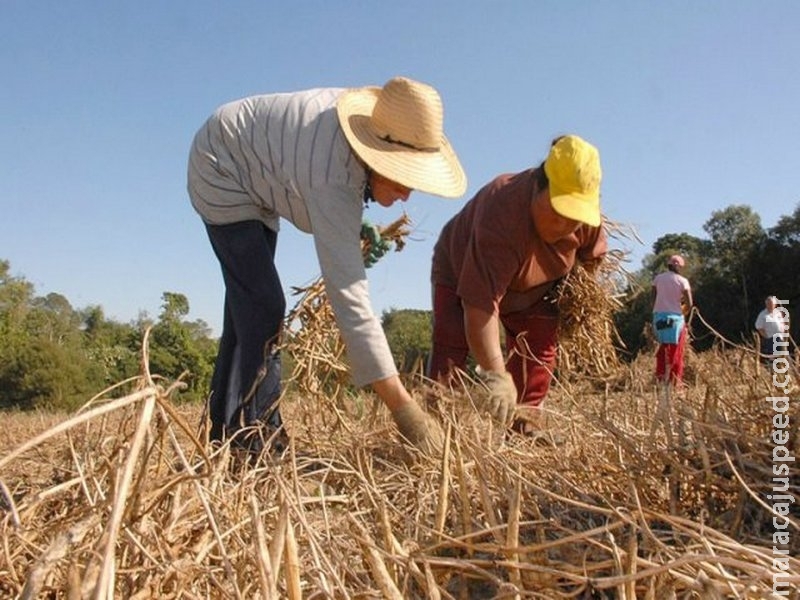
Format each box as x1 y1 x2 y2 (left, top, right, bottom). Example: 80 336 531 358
337 87 467 199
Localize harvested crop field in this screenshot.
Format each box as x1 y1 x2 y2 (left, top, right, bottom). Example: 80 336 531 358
1 344 798 599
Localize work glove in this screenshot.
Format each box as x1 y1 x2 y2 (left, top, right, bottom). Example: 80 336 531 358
360 220 392 268
475 368 517 426
391 401 445 456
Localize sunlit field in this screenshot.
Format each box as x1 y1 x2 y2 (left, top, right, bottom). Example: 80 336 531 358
2 345 798 599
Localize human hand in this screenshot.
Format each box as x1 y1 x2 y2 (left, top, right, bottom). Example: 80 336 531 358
361 220 392 268
476 369 517 426
390 401 444 455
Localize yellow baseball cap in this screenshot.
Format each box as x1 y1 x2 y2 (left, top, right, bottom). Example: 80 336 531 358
544 135 602 227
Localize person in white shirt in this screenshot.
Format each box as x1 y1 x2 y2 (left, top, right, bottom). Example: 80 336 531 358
187 77 466 457
651 254 693 385
755 295 790 361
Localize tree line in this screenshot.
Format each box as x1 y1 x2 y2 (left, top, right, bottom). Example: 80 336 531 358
1 202 797 412
0 270 217 411
614 203 799 356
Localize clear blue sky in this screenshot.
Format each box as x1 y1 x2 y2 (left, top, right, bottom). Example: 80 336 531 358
2 1 798 336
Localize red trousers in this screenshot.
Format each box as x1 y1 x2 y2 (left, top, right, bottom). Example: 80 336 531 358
655 325 687 384
427 285 558 407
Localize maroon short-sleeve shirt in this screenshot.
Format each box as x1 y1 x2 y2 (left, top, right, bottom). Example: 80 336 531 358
431 168 607 315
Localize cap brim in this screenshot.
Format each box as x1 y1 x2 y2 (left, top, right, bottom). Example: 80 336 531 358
550 192 601 227
337 87 467 198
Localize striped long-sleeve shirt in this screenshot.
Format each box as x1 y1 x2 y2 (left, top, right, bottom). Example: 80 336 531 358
187 87 397 387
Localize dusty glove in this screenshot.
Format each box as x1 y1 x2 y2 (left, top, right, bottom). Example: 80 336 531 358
476 369 517 426
360 220 392 268
390 401 445 455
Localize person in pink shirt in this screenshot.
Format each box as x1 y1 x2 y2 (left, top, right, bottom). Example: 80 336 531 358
651 255 693 386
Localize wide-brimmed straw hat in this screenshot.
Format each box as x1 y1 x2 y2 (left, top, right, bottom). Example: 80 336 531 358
337 77 467 198
544 135 602 227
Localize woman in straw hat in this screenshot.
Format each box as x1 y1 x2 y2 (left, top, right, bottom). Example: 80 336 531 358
188 76 465 457
428 135 607 434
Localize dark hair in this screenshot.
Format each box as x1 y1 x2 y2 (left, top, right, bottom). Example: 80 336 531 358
534 136 565 190
534 161 549 190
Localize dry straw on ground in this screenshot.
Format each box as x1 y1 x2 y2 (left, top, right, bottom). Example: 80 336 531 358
2 217 799 599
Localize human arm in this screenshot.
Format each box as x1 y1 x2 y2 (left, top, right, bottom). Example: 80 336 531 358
681 288 693 316
456 201 519 373
681 276 693 316
463 302 506 373
372 375 444 454
462 301 517 425
446 191 521 424
305 185 443 452
306 184 397 386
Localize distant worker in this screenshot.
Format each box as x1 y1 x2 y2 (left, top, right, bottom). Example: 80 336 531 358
651 255 693 387
187 77 466 458
755 295 790 363
427 135 607 434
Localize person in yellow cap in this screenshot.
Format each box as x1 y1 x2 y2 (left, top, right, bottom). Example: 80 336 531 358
428 135 607 433
187 77 466 459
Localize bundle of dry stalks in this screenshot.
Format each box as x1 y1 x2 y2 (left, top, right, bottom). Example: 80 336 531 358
555 218 639 381
281 213 412 405
1 340 798 598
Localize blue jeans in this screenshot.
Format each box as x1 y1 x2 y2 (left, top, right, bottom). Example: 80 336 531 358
205 220 285 441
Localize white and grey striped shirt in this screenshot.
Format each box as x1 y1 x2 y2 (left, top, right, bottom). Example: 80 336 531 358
187 87 397 387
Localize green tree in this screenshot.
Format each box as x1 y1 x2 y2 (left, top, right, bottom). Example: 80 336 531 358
0 259 35 343
613 270 653 358
81 304 140 386
693 205 766 342
647 233 709 274
748 202 800 341
28 293 81 344
702 205 764 281
1 338 94 410
0 262 99 410
147 292 216 401
767 203 800 246
0 261 221 410
382 308 432 371
0 261 36 408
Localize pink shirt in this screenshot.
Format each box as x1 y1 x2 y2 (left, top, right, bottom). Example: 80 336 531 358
652 271 690 313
